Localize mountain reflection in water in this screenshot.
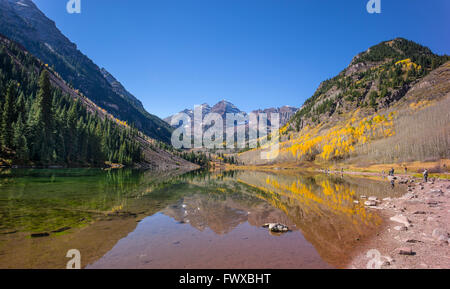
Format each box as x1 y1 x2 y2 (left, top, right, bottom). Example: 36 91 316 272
90 170 403 269
0 169 404 269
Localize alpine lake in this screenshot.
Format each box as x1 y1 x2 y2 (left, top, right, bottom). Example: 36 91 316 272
0 168 405 269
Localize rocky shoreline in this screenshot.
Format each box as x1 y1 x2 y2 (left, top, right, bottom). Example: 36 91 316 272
347 175 450 269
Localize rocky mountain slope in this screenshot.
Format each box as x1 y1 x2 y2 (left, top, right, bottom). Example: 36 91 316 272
252 106 298 128
289 38 449 131
239 38 449 165
0 34 198 170
100 67 143 110
0 0 173 143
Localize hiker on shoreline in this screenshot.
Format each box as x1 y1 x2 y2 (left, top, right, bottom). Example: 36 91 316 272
423 169 429 183
389 168 395 176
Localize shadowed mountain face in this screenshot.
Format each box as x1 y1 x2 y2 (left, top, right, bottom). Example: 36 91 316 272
251 106 298 128
100 67 144 110
0 0 173 143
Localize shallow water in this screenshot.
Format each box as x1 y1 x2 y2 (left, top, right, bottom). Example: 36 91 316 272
0 169 405 269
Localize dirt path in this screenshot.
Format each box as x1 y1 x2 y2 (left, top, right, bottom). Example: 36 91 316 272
346 175 450 269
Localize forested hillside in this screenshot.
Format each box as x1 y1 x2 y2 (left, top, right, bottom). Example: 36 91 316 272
239 39 450 166
0 0 173 143
290 38 449 130
0 36 142 166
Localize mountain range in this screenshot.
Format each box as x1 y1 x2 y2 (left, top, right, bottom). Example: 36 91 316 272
1 0 448 168
164 100 298 128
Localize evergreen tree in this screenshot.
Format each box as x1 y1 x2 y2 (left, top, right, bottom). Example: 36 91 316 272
0 38 142 167
1 83 17 148
13 115 28 159
431 58 440 70
36 70 53 131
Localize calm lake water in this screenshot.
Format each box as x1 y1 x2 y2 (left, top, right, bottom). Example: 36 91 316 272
0 168 405 269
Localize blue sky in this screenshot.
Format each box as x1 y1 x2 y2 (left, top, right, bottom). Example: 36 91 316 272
34 0 450 118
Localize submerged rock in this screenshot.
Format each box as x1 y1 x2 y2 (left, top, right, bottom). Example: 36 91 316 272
263 223 289 233
30 232 50 238
51 226 71 233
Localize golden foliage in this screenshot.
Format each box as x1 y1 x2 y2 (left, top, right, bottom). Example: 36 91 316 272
409 100 432 111
281 112 397 161
395 58 421 71
259 176 381 226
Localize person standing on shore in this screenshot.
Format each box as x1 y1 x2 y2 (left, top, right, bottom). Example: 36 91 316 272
423 169 429 183
389 168 395 176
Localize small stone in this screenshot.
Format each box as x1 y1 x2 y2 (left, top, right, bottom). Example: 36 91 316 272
384 256 394 263
383 197 392 201
428 201 439 207
390 215 411 227
402 193 414 199
406 239 422 243
353 200 359 204
438 235 447 242
413 211 426 215
427 190 444 196
361 196 367 199
432 228 449 240
368 196 378 201
394 226 407 231
398 247 415 255
365 200 377 207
